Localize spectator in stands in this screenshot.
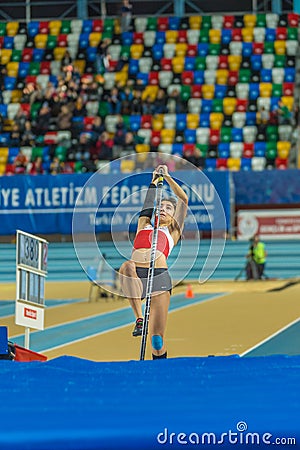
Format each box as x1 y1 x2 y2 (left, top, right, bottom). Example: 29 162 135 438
257 105 270 133
0 113 4 134
14 107 27 134
114 115 128 146
13 149 28 174
21 120 36 146
96 131 114 160
72 134 93 161
167 88 186 114
95 38 111 74
22 82 35 104
91 116 106 143
142 96 155 115
183 147 205 169
35 102 51 135
131 90 143 115
107 87 122 115
277 99 292 125
61 50 73 71
29 156 44 175
153 89 168 114
50 156 64 175
57 105 72 130
10 124 21 147
120 0 133 32
120 86 133 115
73 97 87 118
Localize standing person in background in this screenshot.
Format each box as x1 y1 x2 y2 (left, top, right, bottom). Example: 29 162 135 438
252 234 267 279
120 0 132 32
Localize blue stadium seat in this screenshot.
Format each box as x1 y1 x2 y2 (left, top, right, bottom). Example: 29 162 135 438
8 147 19 164
4 37 14 49
231 128 243 142
169 17 180 30
193 70 204 85
199 113 210 128
0 104 8 118
28 21 39 38
129 59 139 75
18 62 29 78
136 72 148 85
249 83 260 100
245 112 257 125
251 55 262 71
197 43 209 56
82 19 93 34
172 143 183 155
218 143 230 158
152 44 164 60
241 157 252 170
4 76 16 90
254 142 266 156
214 85 227 99
284 67 296 82
49 75 58 87
0 133 10 145
79 33 90 48
201 99 212 113
87 47 97 62
265 28 276 41
184 129 196 143
205 158 217 170
32 48 45 62
261 68 272 82
270 97 280 111
221 29 232 44
184 57 195 70
129 115 141 132
122 32 133 46
155 32 166 45
242 42 252 57
176 114 187 131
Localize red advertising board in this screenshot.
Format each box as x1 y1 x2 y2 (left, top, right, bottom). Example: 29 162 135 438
237 210 300 240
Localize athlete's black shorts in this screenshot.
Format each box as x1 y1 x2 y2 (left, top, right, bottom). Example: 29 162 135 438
135 267 172 299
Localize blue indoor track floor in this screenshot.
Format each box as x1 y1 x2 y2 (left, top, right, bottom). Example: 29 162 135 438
0 355 299 450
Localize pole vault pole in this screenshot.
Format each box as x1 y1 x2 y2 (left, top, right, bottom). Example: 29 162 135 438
139 172 164 361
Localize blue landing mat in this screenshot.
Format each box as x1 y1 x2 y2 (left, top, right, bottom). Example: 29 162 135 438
0 355 299 450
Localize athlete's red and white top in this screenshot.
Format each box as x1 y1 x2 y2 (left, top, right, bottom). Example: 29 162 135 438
133 225 174 259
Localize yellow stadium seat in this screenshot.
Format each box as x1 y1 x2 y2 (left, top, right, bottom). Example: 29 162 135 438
172 56 184 73
89 32 102 47
166 30 178 44
223 98 237 115
3 119 14 132
6 62 19 77
281 96 294 110
186 113 199 129
259 83 273 97
114 19 121 35
243 14 256 28
228 55 242 71
152 114 164 131
73 60 86 74
202 85 215 100
175 43 187 57
11 90 22 103
209 29 221 44
216 69 228 85
1 50 12 65
274 41 286 55
49 20 62 36
115 71 128 86
227 157 241 171
242 28 254 42
189 16 202 30
210 113 224 130
6 22 19 36
161 129 175 144
0 163 6 175
130 44 144 59
142 85 158 101
120 159 135 173
136 152 149 164
0 148 8 164
277 141 291 159
136 144 150 153
34 34 48 49
53 47 66 61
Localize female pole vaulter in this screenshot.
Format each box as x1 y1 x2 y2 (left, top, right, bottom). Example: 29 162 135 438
119 165 188 359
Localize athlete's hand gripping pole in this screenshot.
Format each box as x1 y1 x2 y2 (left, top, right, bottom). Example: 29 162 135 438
139 169 164 361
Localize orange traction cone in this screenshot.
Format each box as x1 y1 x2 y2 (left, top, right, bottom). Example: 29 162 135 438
185 284 194 299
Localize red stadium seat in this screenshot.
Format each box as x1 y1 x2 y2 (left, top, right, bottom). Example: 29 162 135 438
25 75 37 85
209 129 220 145
57 34 68 47
181 70 194 85
288 13 299 27
191 85 202 98
133 32 144 44
148 71 159 85
276 27 287 40
141 115 152 129
183 143 195 156
236 99 248 112
92 20 103 32
216 157 228 169
253 42 264 55
275 157 288 169
84 117 95 130
39 21 49 34
186 44 197 56
44 131 58 144
22 48 33 62
223 15 235 29
243 143 254 158
20 103 30 117
232 29 242 42
161 58 172 71
40 61 51 74
178 30 188 43
151 130 161 146
157 17 169 31
219 55 229 69
283 82 294 96
228 70 238 85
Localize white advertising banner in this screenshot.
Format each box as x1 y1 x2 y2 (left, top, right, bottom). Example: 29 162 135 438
15 301 44 330
237 210 300 240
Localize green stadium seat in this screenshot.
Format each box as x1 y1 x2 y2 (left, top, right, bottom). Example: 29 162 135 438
31 147 44 160
239 69 251 83
0 23 6 36
266 142 277 159
11 50 22 62
256 14 266 27
212 98 223 112
266 125 279 141
47 35 57 50
61 20 71 34
287 27 298 40
30 102 41 119
274 54 286 68
208 44 221 55
29 62 40 75
147 17 157 31
220 127 232 143
195 56 206 70
272 83 283 97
